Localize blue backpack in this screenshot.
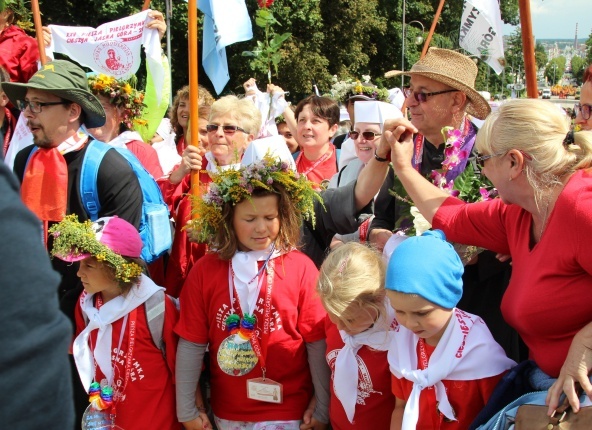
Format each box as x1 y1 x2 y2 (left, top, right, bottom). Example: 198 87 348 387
80 140 172 264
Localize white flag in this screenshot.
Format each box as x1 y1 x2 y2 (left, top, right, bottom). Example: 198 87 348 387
198 0 253 94
46 10 165 102
459 0 505 75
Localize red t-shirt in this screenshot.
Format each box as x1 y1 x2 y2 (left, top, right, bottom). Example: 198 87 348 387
433 169 592 377
175 251 326 422
391 341 503 430
74 292 181 430
296 144 338 188
325 316 395 430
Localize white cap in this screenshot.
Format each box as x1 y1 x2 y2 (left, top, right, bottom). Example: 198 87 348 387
388 88 405 110
241 135 297 171
354 100 403 131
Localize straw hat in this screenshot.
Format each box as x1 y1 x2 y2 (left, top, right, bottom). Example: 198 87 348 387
385 47 491 120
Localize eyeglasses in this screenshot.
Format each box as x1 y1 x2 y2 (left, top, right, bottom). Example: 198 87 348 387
574 103 591 121
349 130 382 140
403 88 458 103
16 99 69 113
205 124 247 135
475 151 506 169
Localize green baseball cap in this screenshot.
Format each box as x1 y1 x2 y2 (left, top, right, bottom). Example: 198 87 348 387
3 60 106 128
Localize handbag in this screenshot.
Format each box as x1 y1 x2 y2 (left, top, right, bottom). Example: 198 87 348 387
514 394 592 429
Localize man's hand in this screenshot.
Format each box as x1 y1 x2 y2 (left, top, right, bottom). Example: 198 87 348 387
381 117 417 173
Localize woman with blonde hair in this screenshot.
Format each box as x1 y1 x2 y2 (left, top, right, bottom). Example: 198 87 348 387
316 242 396 429
160 94 261 296
384 98 592 419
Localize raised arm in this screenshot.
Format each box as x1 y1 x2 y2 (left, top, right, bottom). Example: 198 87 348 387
386 117 451 224
353 132 392 211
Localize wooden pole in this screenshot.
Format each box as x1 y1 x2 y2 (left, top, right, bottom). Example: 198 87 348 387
421 0 446 58
188 0 201 210
30 0 47 65
518 0 538 98
142 0 151 10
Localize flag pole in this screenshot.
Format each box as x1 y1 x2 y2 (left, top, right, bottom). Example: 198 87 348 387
421 0 446 58
30 0 47 65
188 0 201 213
518 0 538 98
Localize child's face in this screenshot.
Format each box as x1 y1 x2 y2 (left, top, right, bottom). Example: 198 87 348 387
233 194 280 252
327 304 379 336
77 257 121 299
387 290 453 346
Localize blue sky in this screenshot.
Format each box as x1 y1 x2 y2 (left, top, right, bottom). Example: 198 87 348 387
502 0 591 40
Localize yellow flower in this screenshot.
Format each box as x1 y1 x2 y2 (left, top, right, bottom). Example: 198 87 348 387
122 83 132 94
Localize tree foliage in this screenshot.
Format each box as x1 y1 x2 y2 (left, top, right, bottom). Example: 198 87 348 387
545 57 566 86
37 0 520 101
535 43 548 71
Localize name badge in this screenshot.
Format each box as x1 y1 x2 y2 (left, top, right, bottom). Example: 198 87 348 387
247 377 283 404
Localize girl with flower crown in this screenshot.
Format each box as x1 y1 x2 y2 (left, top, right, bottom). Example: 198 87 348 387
49 215 182 430
175 156 330 430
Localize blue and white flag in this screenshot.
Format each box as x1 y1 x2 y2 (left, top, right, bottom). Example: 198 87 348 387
459 0 505 75
198 0 253 94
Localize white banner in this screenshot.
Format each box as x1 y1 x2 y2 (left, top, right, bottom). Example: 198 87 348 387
46 10 164 102
459 0 505 75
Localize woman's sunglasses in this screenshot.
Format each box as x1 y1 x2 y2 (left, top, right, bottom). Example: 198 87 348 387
205 124 247 134
574 103 591 121
350 131 382 140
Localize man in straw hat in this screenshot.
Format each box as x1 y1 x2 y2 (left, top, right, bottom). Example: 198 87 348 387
369 48 525 363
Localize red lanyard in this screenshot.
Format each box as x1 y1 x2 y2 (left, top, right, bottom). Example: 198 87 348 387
229 259 276 377
418 339 444 429
93 295 138 407
296 146 334 178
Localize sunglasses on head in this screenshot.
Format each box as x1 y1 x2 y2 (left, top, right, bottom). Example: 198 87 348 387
350 130 382 140
205 124 247 134
403 88 458 103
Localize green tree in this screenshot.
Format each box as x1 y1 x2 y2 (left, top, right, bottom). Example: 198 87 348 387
545 57 566 86
535 42 548 70
586 31 592 65
571 56 586 85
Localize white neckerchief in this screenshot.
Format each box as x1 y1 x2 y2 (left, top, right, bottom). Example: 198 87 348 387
57 127 89 155
105 130 144 149
333 298 396 423
230 245 281 315
73 274 163 391
205 151 241 174
388 308 515 429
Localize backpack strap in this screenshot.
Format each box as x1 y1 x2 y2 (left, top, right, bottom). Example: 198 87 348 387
80 140 110 221
145 290 179 357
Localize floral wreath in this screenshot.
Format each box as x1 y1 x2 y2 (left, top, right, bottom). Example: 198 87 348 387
4 0 34 32
87 74 147 130
325 75 390 104
190 155 323 244
48 215 143 283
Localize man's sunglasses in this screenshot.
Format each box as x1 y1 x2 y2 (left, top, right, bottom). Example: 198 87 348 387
403 88 458 103
574 103 591 121
205 124 247 134
350 131 382 140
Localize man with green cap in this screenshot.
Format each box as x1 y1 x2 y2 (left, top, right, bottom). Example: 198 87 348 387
6 58 143 424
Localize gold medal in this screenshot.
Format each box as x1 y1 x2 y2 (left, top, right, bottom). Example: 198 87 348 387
217 334 258 376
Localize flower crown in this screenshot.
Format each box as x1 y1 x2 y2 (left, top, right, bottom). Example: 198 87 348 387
87 74 147 130
325 76 390 104
48 215 143 283
190 155 323 244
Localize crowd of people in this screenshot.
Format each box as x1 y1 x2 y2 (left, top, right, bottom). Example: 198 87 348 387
2 4 592 430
